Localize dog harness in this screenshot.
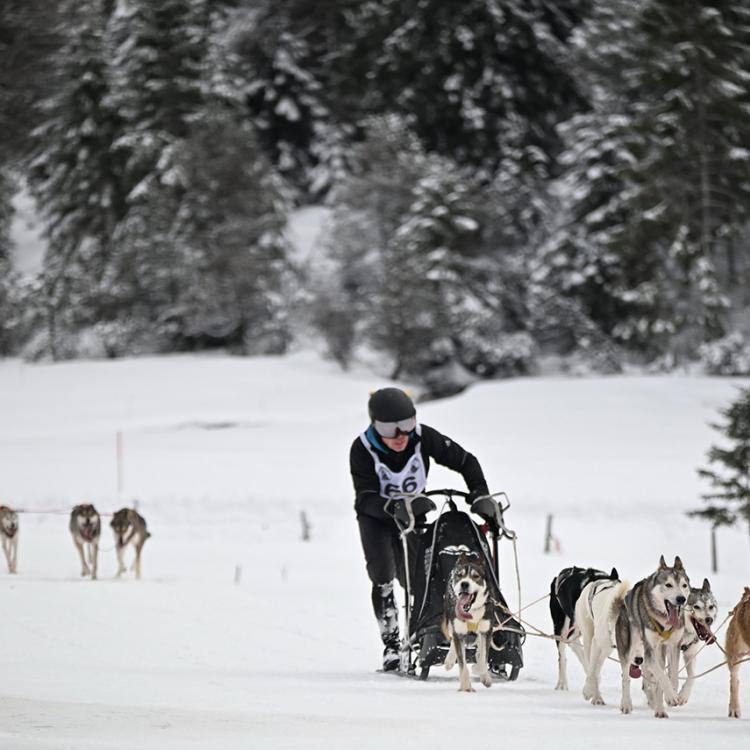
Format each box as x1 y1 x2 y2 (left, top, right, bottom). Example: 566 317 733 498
586 579 618 617
360 426 427 499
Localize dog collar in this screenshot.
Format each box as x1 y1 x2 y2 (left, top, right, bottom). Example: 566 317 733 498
466 621 479 633
649 616 675 640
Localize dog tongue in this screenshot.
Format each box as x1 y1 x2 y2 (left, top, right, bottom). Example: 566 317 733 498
455 593 474 621
667 602 680 628
629 664 642 679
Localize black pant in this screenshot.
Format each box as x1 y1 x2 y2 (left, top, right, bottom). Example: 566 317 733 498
357 514 420 647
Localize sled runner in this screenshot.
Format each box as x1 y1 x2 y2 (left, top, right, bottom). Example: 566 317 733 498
385 488 525 681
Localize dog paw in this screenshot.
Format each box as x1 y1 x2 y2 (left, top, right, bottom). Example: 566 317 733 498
654 710 669 719
480 675 492 688
728 707 741 719
620 703 632 714
591 696 605 706
554 682 568 691
664 691 683 707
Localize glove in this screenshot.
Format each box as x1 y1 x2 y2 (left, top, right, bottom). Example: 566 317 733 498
469 492 499 528
386 496 436 527
411 495 436 517
386 498 410 527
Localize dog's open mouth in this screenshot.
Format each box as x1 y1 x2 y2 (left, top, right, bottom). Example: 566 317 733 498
455 592 477 621
665 600 681 629
691 616 716 644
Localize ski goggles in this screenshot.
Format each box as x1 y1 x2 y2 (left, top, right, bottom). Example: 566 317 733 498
373 416 417 438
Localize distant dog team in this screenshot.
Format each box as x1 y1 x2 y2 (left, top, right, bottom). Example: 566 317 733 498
0 504 149 580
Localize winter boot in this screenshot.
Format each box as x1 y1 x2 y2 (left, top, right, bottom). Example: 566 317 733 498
382 637 400 672
373 582 400 671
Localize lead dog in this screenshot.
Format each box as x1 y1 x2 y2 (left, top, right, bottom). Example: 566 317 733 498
110 507 150 580
615 555 690 717
69 504 101 579
550 566 619 690
575 571 630 705
442 553 494 692
728 587 750 718
0 506 19 573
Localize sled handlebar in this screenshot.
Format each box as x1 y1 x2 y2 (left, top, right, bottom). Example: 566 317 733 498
389 489 517 540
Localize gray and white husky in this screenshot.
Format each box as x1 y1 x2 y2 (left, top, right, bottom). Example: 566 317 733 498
675 579 717 704
69 504 101 579
110 507 150 580
441 553 494 692
0 506 19 573
615 555 691 717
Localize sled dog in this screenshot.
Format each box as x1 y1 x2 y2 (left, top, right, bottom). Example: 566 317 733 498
549 565 618 690
727 587 750 718
69 504 101 579
442 553 494 692
615 555 690 717
0 506 19 574
575 571 630 705
110 507 150 580
673 579 717 705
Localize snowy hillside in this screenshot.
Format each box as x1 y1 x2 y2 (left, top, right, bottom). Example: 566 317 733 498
1 353 749 749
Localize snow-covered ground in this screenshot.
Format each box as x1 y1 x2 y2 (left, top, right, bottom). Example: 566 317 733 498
1 353 749 749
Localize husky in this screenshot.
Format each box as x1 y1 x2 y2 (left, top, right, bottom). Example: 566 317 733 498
674 579 717 705
0 506 19 574
69 504 101 579
110 507 150 580
442 553 494 692
549 566 619 690
575 571 630 705
727 587 750 718
615 555 690 718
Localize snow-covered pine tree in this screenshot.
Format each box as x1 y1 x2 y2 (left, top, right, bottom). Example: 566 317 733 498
105 0 291 353
362 0 585 174
313 116 427 369
546 0 750 362
166 112 291 354
0 169 16 354
225 0 355 199
26 0 125 358
691 387 750 548
0 0 66 166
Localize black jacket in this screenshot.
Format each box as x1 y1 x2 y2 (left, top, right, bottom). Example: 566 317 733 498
350 423 489 520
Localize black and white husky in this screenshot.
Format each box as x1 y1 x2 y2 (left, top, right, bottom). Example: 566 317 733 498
442 553 494 692
0 505 19 574
549 566 619 690
615 555 691 717
69 504 101 580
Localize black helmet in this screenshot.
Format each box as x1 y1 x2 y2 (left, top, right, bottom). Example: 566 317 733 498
368 388 416 422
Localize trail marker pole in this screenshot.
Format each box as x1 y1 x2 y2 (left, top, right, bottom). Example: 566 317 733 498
710 525 718 574
116 431 124 500
544 514 553 554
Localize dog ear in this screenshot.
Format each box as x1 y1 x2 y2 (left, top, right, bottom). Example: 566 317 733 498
659 555 667 569
673 555 683 570
702 578 711 592
610 567 619 580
